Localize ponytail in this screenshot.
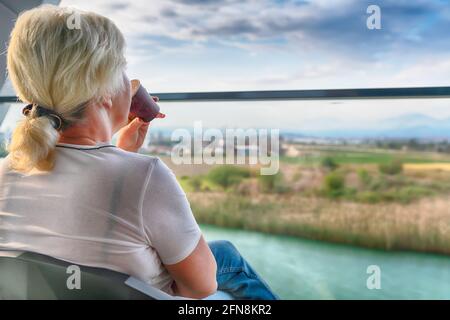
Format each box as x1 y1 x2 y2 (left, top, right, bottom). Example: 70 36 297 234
7 115 59 172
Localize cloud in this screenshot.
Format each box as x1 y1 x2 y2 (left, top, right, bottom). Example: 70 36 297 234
160 7 178 18
4 0 450 133
60 0 450 62
58 0 450 92
170 0 232 5
106 2 129 11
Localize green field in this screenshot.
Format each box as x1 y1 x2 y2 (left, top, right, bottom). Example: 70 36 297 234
280 147 450 165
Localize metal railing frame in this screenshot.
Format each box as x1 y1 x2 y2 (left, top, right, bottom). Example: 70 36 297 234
1 86 450 103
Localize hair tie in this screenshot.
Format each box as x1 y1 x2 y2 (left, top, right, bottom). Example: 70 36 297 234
22 104 66 131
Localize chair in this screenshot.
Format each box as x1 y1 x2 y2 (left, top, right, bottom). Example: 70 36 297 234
0 250 233 300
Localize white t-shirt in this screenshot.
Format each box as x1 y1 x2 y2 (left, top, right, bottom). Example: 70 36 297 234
0 142 202 294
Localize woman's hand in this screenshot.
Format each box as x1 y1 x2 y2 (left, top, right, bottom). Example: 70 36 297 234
117 96 164 153
117 117 150 153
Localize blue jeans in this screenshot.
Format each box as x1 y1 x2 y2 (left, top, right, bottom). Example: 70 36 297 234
208 240 279 300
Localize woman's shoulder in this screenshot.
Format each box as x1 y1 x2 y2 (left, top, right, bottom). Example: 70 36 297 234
110 146 162 168
110 149 183 198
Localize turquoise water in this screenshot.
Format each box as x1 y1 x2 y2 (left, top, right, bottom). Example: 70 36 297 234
201 224 450 300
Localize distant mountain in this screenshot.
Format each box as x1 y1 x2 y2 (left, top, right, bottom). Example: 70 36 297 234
382 113 439 128
291 113 450 139
144 114 450 140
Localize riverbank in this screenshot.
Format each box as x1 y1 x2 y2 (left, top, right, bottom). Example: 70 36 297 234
160 149 450 256
190 192 450 255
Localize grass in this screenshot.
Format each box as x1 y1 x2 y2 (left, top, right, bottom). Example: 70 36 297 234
168 147 450 255
189 192 450 255
191 194 280 230
280 148 450 165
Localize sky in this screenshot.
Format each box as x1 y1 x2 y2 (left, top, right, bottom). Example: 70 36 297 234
3 0 450 132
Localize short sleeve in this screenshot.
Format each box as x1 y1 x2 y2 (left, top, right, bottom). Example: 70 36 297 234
141 158 202 265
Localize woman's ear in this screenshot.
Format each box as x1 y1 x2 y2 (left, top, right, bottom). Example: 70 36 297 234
98 95 113 111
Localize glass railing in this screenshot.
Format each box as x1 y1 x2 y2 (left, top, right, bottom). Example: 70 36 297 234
2 87 450 299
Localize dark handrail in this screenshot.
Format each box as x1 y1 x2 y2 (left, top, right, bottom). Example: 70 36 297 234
1 86 450 103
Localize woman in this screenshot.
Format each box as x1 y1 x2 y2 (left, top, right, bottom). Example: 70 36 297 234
0 5 278 300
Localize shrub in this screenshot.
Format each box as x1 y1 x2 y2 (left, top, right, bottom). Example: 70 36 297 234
356 191 381 203
354 185 433 204
292 170 302 182
188 175 204 191
357 169 372 187
395 186 434 204
379 159 403 175
321 156 339 171
235 179 257 196
207 165 251 189
368 175 395 191
323 172 345 197
258 172 290 194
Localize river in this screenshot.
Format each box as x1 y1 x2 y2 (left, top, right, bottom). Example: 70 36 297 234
201 224 450 299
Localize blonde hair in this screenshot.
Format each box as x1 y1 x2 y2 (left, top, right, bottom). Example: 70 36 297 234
6 5 126 172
